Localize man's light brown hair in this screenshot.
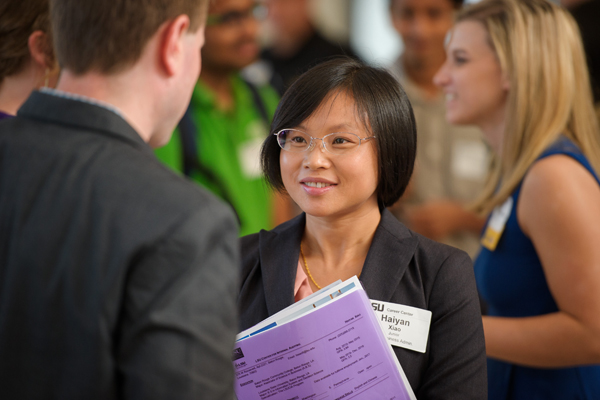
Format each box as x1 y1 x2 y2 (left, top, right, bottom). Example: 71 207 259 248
0 0 54 84
50 0 209 75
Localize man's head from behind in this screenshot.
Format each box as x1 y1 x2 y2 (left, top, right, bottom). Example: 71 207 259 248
391 0 462 66
50 0 208 75
49 0 209 147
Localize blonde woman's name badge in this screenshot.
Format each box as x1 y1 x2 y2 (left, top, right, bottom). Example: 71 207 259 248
371 301 432 353
481 197 514 251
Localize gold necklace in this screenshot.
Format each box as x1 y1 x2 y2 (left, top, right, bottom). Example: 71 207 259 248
300 244 322 290
299 244 361 291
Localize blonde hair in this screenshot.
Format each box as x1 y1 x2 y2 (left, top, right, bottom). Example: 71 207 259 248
458 0 600 215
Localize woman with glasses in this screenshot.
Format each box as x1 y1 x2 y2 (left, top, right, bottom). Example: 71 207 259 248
238 58 487 399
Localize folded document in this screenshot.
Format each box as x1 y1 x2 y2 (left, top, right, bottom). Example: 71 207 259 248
233 276 416 400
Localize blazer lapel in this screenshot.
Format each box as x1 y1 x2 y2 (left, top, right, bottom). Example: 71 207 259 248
257 210 418 312
258 214 306 316
360 210 418 302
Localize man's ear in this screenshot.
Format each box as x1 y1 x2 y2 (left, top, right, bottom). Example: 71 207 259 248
159 15 191 77
28 31 53 69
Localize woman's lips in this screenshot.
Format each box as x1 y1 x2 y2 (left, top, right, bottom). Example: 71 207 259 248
300 180 337 195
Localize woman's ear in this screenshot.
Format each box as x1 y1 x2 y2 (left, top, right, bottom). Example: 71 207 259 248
27 30 53 69
501 71 511 91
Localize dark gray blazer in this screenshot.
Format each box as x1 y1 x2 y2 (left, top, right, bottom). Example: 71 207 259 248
0 91 239 400
239 210 487 399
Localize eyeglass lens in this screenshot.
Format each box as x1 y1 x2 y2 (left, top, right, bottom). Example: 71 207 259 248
276 130 363 155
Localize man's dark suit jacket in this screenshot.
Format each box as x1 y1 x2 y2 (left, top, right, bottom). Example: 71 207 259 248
239 210 487 399
0 91 239 399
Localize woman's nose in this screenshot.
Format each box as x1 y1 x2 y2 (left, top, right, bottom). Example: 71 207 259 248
433 62 450 87
303 139 330 168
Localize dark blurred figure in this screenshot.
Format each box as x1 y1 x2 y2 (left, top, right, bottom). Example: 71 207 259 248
563 0 600 108
0 0 58 119
0 0 239 398
260 0 358 95
564 0 600 123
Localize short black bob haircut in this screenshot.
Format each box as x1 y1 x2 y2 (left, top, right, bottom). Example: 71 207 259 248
261 57 417 208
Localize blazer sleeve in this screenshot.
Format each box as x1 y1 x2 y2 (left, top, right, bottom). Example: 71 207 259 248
418 250 487 400
116 204 239 400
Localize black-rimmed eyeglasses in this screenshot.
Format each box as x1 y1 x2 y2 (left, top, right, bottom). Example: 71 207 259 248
274 129 376 155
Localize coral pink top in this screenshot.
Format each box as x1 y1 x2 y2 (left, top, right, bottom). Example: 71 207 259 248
294 259 314 302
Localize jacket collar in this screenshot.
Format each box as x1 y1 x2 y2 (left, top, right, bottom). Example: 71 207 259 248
17 91 153 157
258 213 306 316
360 209 419 301
257 209 419 315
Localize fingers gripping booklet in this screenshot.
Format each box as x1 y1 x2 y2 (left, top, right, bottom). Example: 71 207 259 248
233 276 417 400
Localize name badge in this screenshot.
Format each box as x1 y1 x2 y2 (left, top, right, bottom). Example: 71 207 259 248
239 137 264 178
371 300 432 353
451 139 489 181
481 196 513 251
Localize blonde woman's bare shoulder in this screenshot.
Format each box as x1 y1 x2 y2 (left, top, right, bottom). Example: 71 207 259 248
518 153 600 244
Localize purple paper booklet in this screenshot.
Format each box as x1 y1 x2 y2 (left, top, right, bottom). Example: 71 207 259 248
233 282 415 400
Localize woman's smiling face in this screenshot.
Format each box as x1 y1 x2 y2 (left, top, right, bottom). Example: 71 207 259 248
280 91 380 220
434 20 509 151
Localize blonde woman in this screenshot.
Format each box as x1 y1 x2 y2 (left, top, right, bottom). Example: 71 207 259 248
434 0 600 398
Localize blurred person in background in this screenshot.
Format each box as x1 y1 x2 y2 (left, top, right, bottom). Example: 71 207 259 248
435 0 600 398
155 0 294 236
0 0 58 119
0 0 239 398
388 0 488 259
260 0 359 95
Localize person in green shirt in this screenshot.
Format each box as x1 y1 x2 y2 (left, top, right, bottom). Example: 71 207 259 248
156 0 293 236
